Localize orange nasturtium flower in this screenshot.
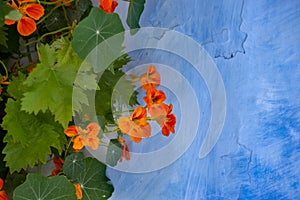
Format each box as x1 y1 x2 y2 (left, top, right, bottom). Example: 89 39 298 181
99 0 118 13
143 84 166 107
74 184 83 200
156 104 176 136
140 64 161 90
0 178 8 200
118 106 151 143
64 122 100 151
5 0 44 36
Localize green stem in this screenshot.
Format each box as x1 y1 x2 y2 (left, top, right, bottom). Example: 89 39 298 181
62 5 71 25
21 26 71 46
114 109 135 115
104 127 120 134
39 0 66 5
64 138 73 158
0 60 8 77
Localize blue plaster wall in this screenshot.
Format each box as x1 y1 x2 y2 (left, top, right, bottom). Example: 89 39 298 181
107 0 300 199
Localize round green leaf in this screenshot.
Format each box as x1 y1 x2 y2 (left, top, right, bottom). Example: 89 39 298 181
63 153 114 200
63 152 85 182
13 174 77 200
72 7 124 59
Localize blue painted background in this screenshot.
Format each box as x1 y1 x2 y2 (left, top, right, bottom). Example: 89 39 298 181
106 0 300 199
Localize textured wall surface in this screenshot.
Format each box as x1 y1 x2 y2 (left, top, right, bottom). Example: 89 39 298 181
106 0 300 199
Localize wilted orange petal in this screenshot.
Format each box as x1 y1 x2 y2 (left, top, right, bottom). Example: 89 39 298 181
118 117 131 134
74 184 83 200
17 17 36 36
24 4 44 20
86 122 100 136
64 126 79 137
72 136 84 150
5 19 16 25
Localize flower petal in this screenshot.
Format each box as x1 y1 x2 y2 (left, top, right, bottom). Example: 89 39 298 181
143 85 166 107
24 4 44 20
64 125 79 137
0 178 3 190
0 190 8 200
17 16 36 36
128 123 151 143
118 117 132 134
72 136 84 150
131 106 147 125
148 103 168 119
74 183 83 200
83 135 100 150
140 64 161 90
5 19 16 25
99 0 118 13
86 122 100 136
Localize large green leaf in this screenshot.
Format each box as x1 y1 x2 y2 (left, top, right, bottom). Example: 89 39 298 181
72 7 125 72
2 74 67 172
63 153 114 200
13 174 76 200
126 0 145 29
21 39 97 128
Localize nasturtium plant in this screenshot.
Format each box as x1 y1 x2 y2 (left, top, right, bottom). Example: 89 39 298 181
0 0 168 199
